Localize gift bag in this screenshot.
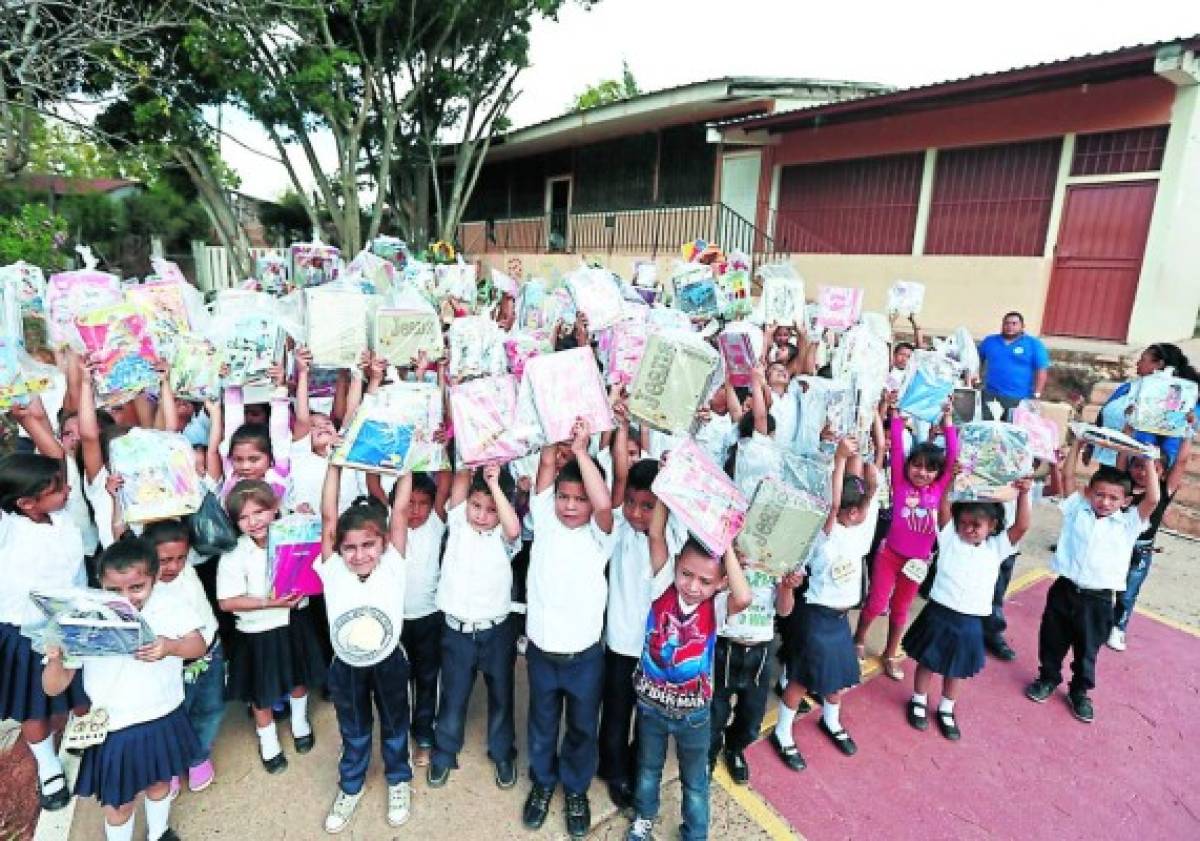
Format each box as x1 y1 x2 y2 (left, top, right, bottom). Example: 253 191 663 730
735 477 829 578
268 514 324 597
887 280 925 317
898 351 957 424
189 492 238 556
333 383 448 474
566 266 624 332
170 336 221 402
1012 402 1060 461
305 286 371 369
760 269 806 325
650 437 748 557
523 347 614 443
628 331 719 435
290 242 341 288
447 316 506 380
75 302 161 407
109 429 204 523
717 331 756 388
374 308 444 366
606 319 648 386
46 270 122 349
1130 372 1198 437
449 375 535 466
952 422 1033 502
816 286 864 330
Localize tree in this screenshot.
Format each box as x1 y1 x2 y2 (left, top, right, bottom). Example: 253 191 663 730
571 60 639 112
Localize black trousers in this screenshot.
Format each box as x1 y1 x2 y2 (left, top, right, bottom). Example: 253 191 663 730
1037 577 1114 694
982 553 1019 644
597 647 639 787
709 639 773 759
401 611 443 748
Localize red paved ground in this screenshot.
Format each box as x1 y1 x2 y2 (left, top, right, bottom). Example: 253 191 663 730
747 578 1200 841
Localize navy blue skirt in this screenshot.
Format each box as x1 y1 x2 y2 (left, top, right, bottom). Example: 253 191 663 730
226 607 328 709
75 705 199 807
0 622 89 722
903 600 986 679
785 603 861 696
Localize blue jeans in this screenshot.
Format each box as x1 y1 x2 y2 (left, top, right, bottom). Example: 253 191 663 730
182 641 226 764
329 647 413 794
432 618 517 769
526 642 604 794
1114 545 1154 631
633 703 711 841
983 553 1019 644
401 611 442 747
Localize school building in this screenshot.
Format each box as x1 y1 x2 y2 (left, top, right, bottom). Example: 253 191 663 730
461 37 1200 344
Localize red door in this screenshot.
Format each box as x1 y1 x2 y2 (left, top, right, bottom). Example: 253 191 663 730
1042 181 1157 340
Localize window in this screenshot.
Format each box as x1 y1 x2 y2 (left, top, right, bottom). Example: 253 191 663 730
924 138 1062 256
572 135 656 212
774 154 924 254
1071 126 1168 177
657 125 715 207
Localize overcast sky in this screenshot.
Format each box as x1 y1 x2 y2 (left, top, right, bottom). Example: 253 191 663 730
222 0 1200 200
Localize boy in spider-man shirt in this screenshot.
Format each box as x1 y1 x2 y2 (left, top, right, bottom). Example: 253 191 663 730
626 502 752 841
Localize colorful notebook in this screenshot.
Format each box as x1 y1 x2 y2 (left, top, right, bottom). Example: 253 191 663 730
333 383 448 474
109 429 204 523
651 437 748 557
523 347 614 443
75 302 161 407
628 332 719 435
268 514 324 598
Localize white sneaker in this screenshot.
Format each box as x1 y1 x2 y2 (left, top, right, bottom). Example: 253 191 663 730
324 789 363 834
386 781 411 827
1107 628 1127 652
626 816 654 841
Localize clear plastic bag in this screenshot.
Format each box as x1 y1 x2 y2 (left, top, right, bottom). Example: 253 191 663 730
628 330 719 435
566 266 624 332
75 302 162 407
447 316 506 380
670 262 720 319
46 269 123 350
1012 401 1060 461
110 428 204 523
951 421 1033 501
735 477 829 578
374 307 444 367
886 280 925 317
289 241 341 288
522 346 614 443
1129 371 1198 437
304 286 374 369
0 335 56 410
333 383 448 474
816 286 863 330
898 351 957 424
759 269 805 325
650 437 748 556
449 375 535 466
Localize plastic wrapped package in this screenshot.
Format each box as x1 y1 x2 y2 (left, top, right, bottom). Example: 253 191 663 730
735 477 829 578
344 250 396 295
490 267 520 300
268 514 324 598
0 261 47 317
632 260 658 290
951 422 1034 502
1068 422 1159 459
792 377 849 455
170 335 221 402
898 351 958 424
503 330 553 380
605 319 648 386
109 428 204 522
671 263 720 319
126 279 194 358
46 269 123 349
523 347 614 443
370 236 409 269
449 374 537 466
22 589 153 657
887 280 925 317
733 434 782 500
816 286 864 330
717 331 755 388
1130 372 1198 437
447 316 506 380
760 269 806 325
374 308 444 366
0 334 55 410
211 311 285 388
434 261 478 310
333 383 448 474
1012 402 1060 461
628 331 719 435
719 269 752 320
305 286 372 369
650 437 748 557
256 253 290 294
860 312 892 345
646 305 693 333
290 242 341 287
75 302 161 407
566 266 624 332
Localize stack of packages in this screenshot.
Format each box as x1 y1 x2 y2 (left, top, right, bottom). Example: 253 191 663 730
0 261 54 410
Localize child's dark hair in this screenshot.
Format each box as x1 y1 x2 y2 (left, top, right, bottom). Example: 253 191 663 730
733 385 751 405
737 411 776 440
0 453 65 513
336 495 390 548
1089 465 1133 495
906 440 948 477
99 424 130 466
679 537 724 571
229 422 274 462
225 479 279 529
556 455 607 489
951 501 1005 536
839 474 867 511
388 472 439 504
894 341 915 354
142 519 191 549
98 537 159 580
628 459 660 493
469 467 516 502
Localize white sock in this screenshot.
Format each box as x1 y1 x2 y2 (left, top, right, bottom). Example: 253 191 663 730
777 667 788 691
103 816 135 841
28 735 64 792
821 701 842 733
289 694 311 739
144 793 172 841
774 701 797 748
938 698 956 714
256 723 282 760
911 693 928 717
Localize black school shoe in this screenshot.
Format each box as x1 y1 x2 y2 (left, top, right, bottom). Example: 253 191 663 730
1025 679 1056 703
37 774 71 811
494 757 518 789
818 719 858 755
936 710 961 741
723 750 750 784
426 763 451 787
906 699 929 731
1068 692 1095 723
768 732 806 772
158 830 181 841
294 732 316 754
565 790 591 838
522 783 554 830
985 637 1017 662
262 751 288 775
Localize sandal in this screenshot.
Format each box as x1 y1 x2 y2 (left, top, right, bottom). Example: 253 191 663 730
883 655 905 681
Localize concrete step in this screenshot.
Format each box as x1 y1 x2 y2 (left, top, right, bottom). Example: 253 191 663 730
1164 505 1200 539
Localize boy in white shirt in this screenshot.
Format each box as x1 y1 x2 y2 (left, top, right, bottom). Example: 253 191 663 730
427 464 522 788
523 418 615 839
1025 445 1159 723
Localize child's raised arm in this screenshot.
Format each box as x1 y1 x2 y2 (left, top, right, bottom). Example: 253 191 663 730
570 418 613 533
1008 478 1033 545
825 437 856 535
938 470 955 530
10 396 64 460
1165 434 1192 497
1061 437 1082 499
1136 457 1162 523
432 469 451 520
449 466 471 510
389 472 412 557
221 385 244 455
267 366 291 472
535 440 559 495
320 461 343 561
205 398 225 485
292 345 313 442
77 357 104 483
484 463 521 543
723 546 753 616
648 499 670 576
156 361 178 432
611 402 632 509
750 365 769 437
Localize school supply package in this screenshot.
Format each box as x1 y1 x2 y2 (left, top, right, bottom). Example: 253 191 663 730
898 351 958 424
0 334 55 410
605 318 648 386
717 331 755 388
670 262 720 319
887 280 925 317
447 315 507 380
736 476 829 578
503 330 553 380
23 588 154 658
758 265 805 325
333 383 449 474
211 311 286 388
1068 422 1159 460
522 346 614 443
449 374 537 466
816 285 864 330
268 514 324 598
290 242 341 287
1129 372 1198 437
566 266 624 332
256 253 290 294
628 330 719 435
75 302 161 407
952 421 1034 502
46 269 123 349
169 336 222 402
651 437 748 557
109 428 204 522
305 286 372 369
1011 402 1061 462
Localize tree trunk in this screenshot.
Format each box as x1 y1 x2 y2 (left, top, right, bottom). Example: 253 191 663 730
175 148 253 280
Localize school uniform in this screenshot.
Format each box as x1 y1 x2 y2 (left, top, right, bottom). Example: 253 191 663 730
431 501 521 769
217 535 327 709
156 566 224 763
710 571 777 761
905 525 1014 679
0 511 89 722
317 546 412 795
598 510 678 789
1037 493 1147 693
286 445 365 514
401 512 447 749
525 486 615 795
74 586 203 808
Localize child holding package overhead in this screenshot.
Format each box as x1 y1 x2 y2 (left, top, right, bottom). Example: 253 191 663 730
522 417 615 838
1025 439 1160 723
626 503 753 841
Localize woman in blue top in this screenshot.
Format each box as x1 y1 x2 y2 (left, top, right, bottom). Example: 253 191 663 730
1092 343 1199 467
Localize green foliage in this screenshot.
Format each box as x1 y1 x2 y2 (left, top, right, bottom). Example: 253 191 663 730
258 190 312 244
571 60 640 112
0 204 69 269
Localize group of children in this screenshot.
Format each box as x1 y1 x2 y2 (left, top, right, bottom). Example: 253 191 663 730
0 302 1191 841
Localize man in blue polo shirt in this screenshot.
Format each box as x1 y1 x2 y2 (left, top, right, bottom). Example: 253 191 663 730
978 312 1050 420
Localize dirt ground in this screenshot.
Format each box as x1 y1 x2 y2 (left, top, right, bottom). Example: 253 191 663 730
34 502 1200 840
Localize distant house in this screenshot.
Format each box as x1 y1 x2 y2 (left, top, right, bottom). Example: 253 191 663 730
455 77 890 257
226 191 279 248
15 174 142 206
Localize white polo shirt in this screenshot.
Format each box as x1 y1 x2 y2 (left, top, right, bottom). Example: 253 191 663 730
929 524 1014 617
436 501 520 623
216 535 291 633
155 565 218 646
0 511 85 625
604 510 680 658
804 518 874 612
317 546 406 667
1053 493 1148 591
716 569 777 644
527 486 615 654
403 513 446 620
